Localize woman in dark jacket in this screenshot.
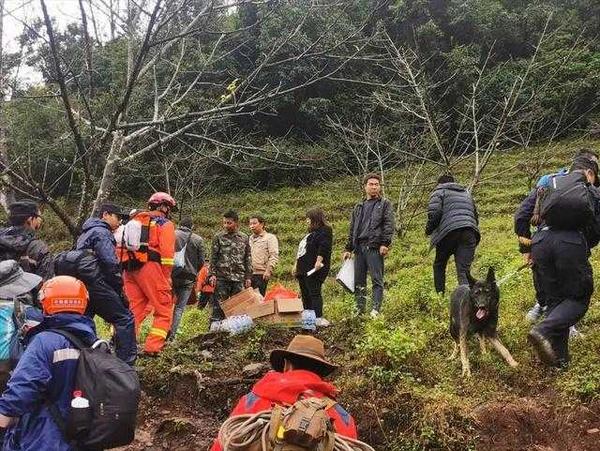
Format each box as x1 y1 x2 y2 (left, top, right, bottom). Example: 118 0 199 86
294 208 333 327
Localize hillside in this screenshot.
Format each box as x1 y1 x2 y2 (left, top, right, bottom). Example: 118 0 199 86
101 139 600 450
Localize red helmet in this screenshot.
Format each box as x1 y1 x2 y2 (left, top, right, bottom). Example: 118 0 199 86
40 276 89 315
147 192 176 209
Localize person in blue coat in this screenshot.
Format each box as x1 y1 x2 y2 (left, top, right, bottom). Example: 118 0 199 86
0 275 97 451
76 203 136 365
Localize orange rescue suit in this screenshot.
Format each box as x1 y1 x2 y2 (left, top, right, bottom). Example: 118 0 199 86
122 210 175 353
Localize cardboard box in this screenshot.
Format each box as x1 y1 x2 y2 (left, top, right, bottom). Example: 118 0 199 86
256 298 303 327
221 288 262 318
221 288 304 326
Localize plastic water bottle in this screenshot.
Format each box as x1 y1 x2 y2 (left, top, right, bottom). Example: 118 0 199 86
71 390 89 409
69 390 91 437
302 310 316 331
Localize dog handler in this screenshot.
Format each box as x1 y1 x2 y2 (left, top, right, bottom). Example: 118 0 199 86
526 158 600 368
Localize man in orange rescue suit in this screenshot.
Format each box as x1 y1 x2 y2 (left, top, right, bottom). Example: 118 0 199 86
120 192 176 355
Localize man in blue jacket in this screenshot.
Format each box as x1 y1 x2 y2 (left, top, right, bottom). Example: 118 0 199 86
515 148 599 328
0 275 97 451
76 203 136 365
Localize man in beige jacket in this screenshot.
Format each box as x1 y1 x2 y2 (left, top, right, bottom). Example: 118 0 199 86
249 215 279 296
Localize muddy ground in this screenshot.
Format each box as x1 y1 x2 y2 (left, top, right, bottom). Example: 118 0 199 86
121 330 600 451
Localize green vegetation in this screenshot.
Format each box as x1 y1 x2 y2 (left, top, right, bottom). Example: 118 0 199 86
122 138 600 449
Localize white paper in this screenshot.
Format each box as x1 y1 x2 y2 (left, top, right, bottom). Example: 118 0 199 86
306 267 317 276
336 258 355 293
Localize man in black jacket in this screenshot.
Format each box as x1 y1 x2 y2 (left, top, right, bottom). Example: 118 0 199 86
425 175 480 294
525 157 600 368
0 202 53 280
343 173 395 318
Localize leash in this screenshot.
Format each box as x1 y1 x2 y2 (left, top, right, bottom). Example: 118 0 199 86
496 263 529 287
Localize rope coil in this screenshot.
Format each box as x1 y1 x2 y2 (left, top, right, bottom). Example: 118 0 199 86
218 410 375 451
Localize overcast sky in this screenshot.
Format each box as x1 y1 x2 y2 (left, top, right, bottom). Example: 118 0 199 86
4 0 112 84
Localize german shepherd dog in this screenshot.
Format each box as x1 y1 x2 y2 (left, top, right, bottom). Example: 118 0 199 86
449 267 518 377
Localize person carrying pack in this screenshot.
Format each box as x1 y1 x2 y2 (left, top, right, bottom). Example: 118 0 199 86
525 157 600 368
514 148 599 326
211 335 363 451
0 277 93 448
170 216 204 339
0 261 43 391
57 203 137 366
119 192 176 355
0 201 53 280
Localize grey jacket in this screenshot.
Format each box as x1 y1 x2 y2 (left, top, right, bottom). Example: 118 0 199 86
172 226 204 287
425 183 480 247
345 197 395 251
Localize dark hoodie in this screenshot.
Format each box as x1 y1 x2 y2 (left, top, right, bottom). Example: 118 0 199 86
76 218 122 291
0 313 97 451
425 182 480 247
0 226 53 280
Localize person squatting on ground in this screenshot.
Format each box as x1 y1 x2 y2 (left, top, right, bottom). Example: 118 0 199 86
248 215 279 297
0 275 97 451
515 148 599 328
120 192 176 355
522 157 600 368
425 174 480 294
0 201 53 281
75 203 137 365
170 216 204 339
210 334 358 451
208 210 252 330
295 208 333 327
343 173 395 318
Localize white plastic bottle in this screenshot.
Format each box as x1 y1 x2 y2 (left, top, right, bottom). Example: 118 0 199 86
71 390 89 409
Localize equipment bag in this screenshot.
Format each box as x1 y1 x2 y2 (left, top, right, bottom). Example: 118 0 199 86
173 232 195 277
219 396 375 451
54 250 103 286
540 171 595 229
120 211 151 252
48 329 140 450
0 229 35 272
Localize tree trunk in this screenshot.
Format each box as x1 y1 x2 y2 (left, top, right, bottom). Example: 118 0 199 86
0 0 15 212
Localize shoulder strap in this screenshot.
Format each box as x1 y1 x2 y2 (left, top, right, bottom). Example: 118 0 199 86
49 329 87 350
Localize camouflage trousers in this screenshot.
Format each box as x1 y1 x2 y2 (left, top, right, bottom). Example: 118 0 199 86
211 279 244 322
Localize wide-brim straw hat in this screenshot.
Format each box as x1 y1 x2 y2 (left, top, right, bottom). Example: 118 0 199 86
269 334 338 377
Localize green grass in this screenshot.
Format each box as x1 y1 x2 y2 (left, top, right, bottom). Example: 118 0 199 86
40 137 600 449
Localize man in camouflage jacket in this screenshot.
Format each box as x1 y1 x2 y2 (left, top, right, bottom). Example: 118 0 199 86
208 210 252 325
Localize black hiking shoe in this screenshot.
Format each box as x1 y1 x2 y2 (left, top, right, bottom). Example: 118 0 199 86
527 329 559 367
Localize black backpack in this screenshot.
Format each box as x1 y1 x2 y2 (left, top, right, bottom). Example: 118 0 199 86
49 329 140 450
54 250 103 285
0 228 34 272
540 171 595 229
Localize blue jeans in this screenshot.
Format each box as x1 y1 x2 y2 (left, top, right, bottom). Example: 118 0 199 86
354 244 384 313
171 284 194 338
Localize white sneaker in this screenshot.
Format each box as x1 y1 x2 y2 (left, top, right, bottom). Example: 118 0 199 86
370 309 379 319
526 303 544 322
315 318 330 327
569 326 583 339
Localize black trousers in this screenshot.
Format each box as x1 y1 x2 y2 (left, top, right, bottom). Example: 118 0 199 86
251 274 268 297
433 228 478 293
531 229 593 365
297 275 324 318
86 280 137 366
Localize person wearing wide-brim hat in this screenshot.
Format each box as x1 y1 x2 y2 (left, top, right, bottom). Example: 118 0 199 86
210 334 358 451
0 260 43 390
